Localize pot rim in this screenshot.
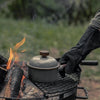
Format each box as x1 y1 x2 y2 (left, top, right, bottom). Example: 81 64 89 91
27 62 59 70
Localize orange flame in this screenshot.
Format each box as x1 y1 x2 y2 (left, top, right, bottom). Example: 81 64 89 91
7 48 14 70
21 49 26 53
14 37 26 50
14 52 19 63
21 75 25 83
6 37 26 70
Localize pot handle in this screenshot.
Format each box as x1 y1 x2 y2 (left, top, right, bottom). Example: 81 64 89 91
76 87 88 99
80 60 98 66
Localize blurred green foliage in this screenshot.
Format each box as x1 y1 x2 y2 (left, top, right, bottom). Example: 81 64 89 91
0 0 100 24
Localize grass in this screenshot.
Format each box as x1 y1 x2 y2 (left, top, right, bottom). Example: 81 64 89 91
0 17 100 77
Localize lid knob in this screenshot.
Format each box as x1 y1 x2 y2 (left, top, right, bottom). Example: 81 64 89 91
40 50 49 58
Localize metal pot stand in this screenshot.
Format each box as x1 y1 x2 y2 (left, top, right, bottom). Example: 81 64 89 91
34 72 88 100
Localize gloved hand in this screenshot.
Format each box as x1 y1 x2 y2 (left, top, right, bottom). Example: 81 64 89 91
58 50 81 78
58 62 74 78
59 10 100 78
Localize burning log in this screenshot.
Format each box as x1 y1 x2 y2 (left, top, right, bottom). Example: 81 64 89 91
5 67 15 82
21 78 44 99
0 66 15 97
4 65 23 98
10 66 23 97
0 66 13 97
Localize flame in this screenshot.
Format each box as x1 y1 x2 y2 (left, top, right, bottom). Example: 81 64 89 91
19 75 26 97
14 52 19 63
21 75 25 83
21 49 26 53
6 37 26 70
7 48 14 70
14 37 26 50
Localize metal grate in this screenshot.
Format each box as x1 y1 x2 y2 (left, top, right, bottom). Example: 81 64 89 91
34 72 80 98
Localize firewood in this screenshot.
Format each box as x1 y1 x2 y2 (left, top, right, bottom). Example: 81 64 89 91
5 66 15 82
3 65 23 98
10 66 23 97
0 65 7 83
21 78 44 99
0 55 8 84
0 66 14 97
0 66 7 72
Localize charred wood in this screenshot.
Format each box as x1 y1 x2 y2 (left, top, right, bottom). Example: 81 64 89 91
17 61 28 78
0 67 14 97
0 55 8 84
0 65 7 84
21 78 44 99
4 77 12 98
0 68 7 84
5 66 15 82
3 65 23 98
10 66 23 97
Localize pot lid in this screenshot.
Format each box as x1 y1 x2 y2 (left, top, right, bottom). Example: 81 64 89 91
28 50 58 69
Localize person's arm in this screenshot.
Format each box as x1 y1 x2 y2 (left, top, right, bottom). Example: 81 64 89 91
59 10 100 77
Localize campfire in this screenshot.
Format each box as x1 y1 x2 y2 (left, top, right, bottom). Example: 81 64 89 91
0 38 43 100
0 38 98 100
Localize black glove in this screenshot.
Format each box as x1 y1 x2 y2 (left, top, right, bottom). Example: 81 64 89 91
59 10 100 77
59 49 82 77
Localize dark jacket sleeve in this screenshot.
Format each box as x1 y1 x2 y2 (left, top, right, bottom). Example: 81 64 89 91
60 10 100 74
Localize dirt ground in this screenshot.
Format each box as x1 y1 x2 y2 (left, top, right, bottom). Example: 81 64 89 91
77 78 100 100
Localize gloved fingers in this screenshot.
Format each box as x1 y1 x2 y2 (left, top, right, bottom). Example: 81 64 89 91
59 53 69 64
58 62 75 78
58 64 66 78
65 61 74 74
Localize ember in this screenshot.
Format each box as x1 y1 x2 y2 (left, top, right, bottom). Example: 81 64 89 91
21 75 25 83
